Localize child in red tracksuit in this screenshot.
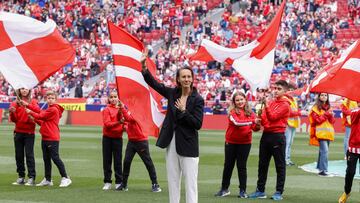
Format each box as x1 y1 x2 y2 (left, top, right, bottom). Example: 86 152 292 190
338 102 360 203
249 80 291 201
117 100 161 192
340 98 358 158
9 88 40 186
215 91 260 198
101 91 125 190
26 90 71 187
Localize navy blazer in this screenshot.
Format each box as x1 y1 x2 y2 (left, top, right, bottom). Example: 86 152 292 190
142 69 204 157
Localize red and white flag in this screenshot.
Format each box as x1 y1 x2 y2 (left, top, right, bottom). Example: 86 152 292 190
188 39 258 64
0 12 75 89
189 1 286 90
309 40 360 101
108 21 165 137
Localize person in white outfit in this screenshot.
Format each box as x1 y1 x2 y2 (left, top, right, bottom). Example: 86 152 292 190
141 51 204 203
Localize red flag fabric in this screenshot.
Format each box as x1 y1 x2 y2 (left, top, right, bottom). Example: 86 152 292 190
0 12 75 89
309 40 360 101
108 21 165 137
189 1 286 90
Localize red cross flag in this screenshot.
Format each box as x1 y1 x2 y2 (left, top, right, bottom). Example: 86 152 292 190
0 12 75 89
189 0 286 91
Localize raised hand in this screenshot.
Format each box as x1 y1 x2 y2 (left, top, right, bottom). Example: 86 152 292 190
140 49 148 71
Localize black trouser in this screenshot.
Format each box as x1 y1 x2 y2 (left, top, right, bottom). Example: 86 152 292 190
123 140 158 185
14 132 36 179
102 136 123 184
41 140 68 181
221 143 251 192
344 151 360 194
257 132 286 193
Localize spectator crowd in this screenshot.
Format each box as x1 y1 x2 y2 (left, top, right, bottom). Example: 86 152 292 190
0 0 357 112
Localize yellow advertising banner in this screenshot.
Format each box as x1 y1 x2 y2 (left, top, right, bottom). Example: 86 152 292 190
58 103 86 111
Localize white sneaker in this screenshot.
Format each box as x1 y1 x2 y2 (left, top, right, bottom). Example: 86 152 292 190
59 177 72 187
102 183 112 190
36 178 53 186
12 177 25 185
24 178 35 186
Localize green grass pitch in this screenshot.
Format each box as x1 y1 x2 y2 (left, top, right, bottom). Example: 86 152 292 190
0 124 359 203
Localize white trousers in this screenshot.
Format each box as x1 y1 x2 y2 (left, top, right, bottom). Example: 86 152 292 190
166 135 199 203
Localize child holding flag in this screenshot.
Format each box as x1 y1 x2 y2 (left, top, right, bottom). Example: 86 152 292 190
117 100 161 192
215 91 260 198
248 80 291 201
338 101 360 203
26 90 72 187
340 98 358 159
9 88 40 186
101 90 125 190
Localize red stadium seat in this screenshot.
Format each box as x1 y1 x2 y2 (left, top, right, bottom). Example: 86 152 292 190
144 33 152 40
352 32 360 39
143 38 152 45
183 15 191 24
160 29 166 37
151 30 160 41
336 32 344 39
344 32 352 39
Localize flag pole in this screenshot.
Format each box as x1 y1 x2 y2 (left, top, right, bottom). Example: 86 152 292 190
106 20 119 96
257 86 272 117
11 86 21 102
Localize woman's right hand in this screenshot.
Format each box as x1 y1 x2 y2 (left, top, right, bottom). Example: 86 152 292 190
140 49 148 71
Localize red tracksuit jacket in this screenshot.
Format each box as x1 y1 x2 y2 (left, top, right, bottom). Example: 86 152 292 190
261 96 291 133
10 99 40 134
121 107 148 142
102 104 124 138
30 104 64 141
349 108 360 154
225 109 260 144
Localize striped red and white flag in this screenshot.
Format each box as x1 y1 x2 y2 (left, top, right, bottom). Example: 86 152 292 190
108 21 165 137
0 12 75 89
189 1 286 90
309 40 360 101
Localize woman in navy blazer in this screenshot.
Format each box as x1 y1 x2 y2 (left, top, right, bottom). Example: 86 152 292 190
141 53 204 203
